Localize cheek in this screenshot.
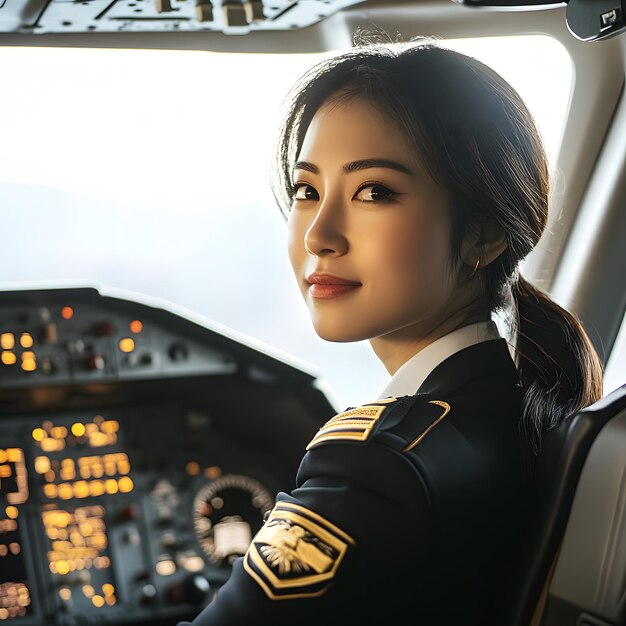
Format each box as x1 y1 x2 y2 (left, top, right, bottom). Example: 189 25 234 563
364 208 453 302
286 211 308 277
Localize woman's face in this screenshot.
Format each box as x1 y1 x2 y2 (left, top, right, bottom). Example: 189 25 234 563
287 95 458 343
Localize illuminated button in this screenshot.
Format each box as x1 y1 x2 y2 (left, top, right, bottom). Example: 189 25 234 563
0 333 15 350
34 456 50 473
20 333 33 348
118 338 135 353
1 352 16 365
61 307 74 320
71 423 86 437
180 554 205 573
43 484 57 498
186 462 200 476
21 352 37 372
118 477 134 493
130 320 143 334
156 559 176 577
32 428 45 441
51 426 67 439
92 595 105 608
58 588 72 602
204 466 221 480
5 506 18 519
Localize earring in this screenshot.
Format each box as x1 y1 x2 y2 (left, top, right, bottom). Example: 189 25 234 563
470 257 480 279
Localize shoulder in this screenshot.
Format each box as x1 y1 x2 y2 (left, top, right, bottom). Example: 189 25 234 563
301 385 523 491
305 393 453 455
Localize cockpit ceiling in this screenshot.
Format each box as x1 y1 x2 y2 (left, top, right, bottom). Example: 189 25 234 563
0 0 365 34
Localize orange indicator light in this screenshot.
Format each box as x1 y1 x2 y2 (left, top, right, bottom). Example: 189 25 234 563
61 307 74 320
130 320 143 334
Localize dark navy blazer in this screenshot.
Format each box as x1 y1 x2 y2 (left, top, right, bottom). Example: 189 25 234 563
177 337 529 625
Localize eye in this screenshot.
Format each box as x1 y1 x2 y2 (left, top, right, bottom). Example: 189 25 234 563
292 183 319 202
354 183 399 203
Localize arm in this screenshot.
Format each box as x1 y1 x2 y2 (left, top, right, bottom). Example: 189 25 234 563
177 396 438 625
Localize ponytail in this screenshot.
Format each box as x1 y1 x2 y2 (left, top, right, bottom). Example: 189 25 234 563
511 275 604 457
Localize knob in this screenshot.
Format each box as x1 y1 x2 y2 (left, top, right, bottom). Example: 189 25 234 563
167 574 210 605
140 583 158 605
85 354 105 371
168 343 188 362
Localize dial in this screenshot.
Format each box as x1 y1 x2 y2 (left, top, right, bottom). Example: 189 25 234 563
193 474 274 568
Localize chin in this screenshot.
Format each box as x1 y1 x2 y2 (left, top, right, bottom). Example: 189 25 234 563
310 318 372 343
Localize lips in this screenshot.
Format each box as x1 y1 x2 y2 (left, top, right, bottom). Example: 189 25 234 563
306 273 361 299
306 272 361 286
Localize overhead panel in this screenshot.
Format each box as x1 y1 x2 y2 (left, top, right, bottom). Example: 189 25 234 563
0 0 365 34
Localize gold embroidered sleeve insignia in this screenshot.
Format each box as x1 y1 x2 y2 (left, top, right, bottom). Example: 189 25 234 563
243 502 355 600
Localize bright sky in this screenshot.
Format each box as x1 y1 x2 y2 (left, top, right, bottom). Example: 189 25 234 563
0 35 574 410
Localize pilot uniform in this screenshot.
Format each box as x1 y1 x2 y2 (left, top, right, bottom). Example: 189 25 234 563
177 320 530 625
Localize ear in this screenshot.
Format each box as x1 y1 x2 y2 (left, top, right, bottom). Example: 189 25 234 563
461 218 508 270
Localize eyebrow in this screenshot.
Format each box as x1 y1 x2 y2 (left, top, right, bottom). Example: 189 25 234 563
293 158 414 177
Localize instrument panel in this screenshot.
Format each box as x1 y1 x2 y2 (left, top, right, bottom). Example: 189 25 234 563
0 287 334 625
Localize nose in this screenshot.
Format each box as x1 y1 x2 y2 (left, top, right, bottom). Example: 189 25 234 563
303 197 349 257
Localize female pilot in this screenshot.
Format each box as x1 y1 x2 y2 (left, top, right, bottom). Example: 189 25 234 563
178 38 603 625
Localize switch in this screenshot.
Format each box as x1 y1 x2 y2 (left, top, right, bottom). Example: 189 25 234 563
195 0 213 21
223 1 248 26
155 0 172 12
244 0 264 22
43 322 58 344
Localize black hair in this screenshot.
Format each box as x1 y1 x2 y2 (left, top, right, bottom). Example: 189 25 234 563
270 34 603 458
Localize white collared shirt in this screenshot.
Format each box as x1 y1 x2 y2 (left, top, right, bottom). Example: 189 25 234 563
378 320 502 398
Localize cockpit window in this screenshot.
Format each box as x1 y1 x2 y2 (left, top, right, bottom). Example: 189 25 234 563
0 35 573 409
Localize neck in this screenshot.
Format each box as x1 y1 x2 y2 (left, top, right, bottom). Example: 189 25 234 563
370 307 491 376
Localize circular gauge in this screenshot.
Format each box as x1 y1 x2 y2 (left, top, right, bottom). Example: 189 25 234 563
193 474 274 568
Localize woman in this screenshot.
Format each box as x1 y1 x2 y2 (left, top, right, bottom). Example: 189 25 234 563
178 37 603 625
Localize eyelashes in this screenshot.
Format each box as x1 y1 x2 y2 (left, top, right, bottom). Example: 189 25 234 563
291 181 404 204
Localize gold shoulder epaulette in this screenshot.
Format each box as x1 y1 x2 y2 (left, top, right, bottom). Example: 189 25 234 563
306 397 398 450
